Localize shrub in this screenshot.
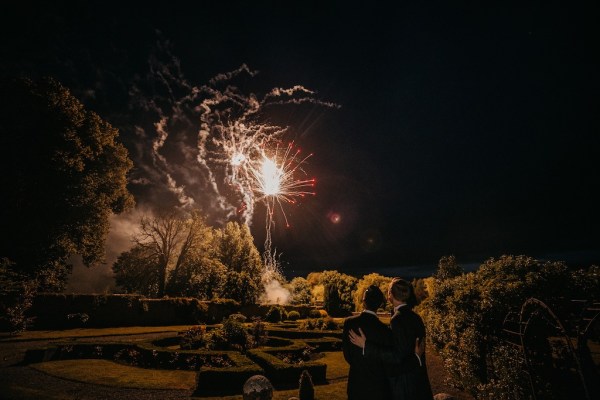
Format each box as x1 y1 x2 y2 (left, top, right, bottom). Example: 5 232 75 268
208 314 250 352
287 310 300 321
179 325 208 350
419 255 597 398
298 369 315 400
228 313 247 323
247 349 326 388
250 317 268 348
0 259 37 333
308 309 322 319
266 306 287 322
298 317 339 331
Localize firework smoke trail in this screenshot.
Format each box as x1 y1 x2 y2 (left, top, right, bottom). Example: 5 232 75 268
130 58 336 281
194 66 334 272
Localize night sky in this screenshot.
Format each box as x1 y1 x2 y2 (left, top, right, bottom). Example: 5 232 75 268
2 1 599 285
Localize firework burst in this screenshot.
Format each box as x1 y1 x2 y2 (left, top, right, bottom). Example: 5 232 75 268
246 142 316 268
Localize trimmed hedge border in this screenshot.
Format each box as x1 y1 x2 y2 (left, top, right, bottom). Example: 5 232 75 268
21 331 338 395
24 294 323 330
193 353 264 396
28 294 216 329
23 341 242 371
265 327 343 340
247 348 327 389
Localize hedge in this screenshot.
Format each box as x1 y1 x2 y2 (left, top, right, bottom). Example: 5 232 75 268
25 294 245 329
21 293 329 331
23 340 241 371
21 330 336 395
240 304 316 319
247 348 327 389
265 327 343 340
193 352 264 396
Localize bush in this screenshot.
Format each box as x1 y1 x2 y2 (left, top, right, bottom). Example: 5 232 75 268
210 314 251 352
227 313 247 323
246 349 326 389
266 306 287 322
287 310 300 321
179 325 208 350
298 369 315 400
250 317 268 348
0 259 37 333
308 309 322 319
298 317 339 331
419 255 597 398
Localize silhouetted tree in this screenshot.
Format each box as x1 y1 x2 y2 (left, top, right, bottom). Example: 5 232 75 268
321 270 357 316
112 245 161 296
113 214 264 301
434 254 464 280
113 211 214 297
0 77 133 290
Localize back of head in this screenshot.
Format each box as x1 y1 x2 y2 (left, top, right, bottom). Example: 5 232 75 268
363 285 385 311
389 278 417 308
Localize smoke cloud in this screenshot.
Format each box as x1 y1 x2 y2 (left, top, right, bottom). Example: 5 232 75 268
65 33 337 294
65 209 145 293
260 280 291 305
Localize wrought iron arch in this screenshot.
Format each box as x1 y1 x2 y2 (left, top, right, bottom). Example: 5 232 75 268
518 298 590 400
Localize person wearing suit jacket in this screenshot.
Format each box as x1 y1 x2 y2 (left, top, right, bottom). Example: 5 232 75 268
343 285 392 400
350 278 433 400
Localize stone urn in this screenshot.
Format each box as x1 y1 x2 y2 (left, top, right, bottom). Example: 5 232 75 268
242 375 274 400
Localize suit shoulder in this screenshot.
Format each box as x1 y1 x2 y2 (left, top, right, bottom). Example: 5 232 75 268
343 314 361 328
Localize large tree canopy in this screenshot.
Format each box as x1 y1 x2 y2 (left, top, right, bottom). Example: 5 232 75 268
113 215 264 303
0 77 134 290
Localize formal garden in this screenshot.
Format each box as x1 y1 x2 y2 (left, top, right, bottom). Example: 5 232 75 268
19 310 340 396
0 301 371 399
2 255 599 399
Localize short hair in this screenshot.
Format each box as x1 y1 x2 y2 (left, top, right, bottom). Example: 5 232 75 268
389 278 415 306
363 285 385 311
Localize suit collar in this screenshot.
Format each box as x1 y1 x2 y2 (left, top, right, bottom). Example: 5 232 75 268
393 303 408 314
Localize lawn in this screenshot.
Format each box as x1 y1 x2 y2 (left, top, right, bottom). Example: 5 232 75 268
23 351 350 399
31 359 197 390
0 326 194 342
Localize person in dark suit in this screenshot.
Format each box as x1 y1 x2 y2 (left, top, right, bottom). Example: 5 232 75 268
349 278 432 400
343 285 392 400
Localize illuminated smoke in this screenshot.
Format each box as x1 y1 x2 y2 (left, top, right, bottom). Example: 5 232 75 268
66 209 145 293
123 43 337 292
